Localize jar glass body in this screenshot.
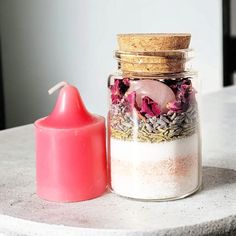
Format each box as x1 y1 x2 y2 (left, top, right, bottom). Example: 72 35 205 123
107 71 201 201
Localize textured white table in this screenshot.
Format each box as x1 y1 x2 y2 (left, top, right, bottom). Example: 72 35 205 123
0 86 236 236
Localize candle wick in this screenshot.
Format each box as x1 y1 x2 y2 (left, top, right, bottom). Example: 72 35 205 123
48 81 68 95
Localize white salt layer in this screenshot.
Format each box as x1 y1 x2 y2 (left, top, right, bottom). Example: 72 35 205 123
110 134 201 200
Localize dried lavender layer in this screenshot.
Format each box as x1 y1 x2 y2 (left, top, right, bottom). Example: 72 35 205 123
110 103 198 143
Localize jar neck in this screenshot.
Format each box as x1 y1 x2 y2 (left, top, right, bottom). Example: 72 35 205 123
115 49 194 76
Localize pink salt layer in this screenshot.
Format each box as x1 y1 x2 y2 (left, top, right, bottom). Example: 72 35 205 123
110 154 199 199
110 134 200 199
111 154 197 182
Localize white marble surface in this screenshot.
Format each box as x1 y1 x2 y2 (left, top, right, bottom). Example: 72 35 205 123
0 86 236 235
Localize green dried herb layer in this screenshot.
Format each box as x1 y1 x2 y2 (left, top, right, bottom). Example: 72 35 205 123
110 104 199 143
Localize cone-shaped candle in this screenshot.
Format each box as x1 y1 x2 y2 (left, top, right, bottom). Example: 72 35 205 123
35 82 107 202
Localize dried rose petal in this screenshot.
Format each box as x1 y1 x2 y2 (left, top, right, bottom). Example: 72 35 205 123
140 96 161 117
167 78 196 112
110 78 130 104
110 80 119 94
123 78 130 86
111 94 121 104
167 100 182 112
126 91 137 109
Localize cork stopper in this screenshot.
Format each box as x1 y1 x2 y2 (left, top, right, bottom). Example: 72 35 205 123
116 33 192 74
117 33 191 52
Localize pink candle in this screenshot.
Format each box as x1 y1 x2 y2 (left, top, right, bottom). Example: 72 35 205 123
35 82 107 202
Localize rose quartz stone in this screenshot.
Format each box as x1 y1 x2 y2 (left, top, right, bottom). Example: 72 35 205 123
128 80 176 113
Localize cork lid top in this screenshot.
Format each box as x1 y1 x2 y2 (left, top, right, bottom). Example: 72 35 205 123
117 33 191 52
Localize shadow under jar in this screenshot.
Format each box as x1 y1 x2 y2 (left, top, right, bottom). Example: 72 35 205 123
108 34 202 201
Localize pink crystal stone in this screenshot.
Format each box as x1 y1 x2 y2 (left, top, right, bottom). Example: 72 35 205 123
128 80 176 114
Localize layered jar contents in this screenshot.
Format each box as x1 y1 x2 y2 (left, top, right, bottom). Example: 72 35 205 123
108 34 201 201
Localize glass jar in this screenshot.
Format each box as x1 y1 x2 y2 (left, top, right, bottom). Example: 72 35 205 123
108 34 202 201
